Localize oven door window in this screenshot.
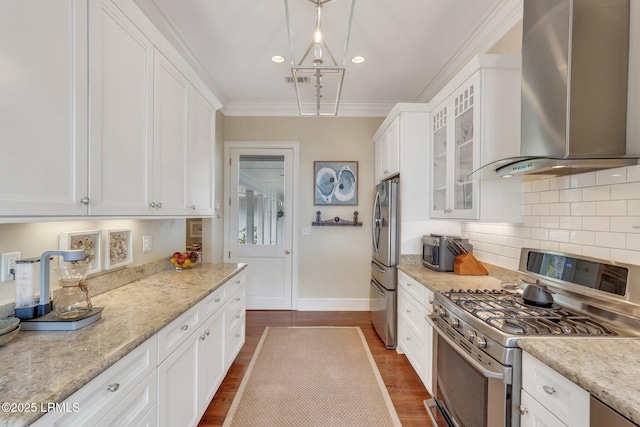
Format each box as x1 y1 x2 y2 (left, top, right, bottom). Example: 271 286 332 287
434 333 510 427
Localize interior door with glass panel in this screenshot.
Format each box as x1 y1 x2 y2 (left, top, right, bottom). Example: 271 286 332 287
228 148 293 309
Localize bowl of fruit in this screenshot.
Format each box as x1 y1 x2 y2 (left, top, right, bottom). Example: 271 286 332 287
169 251 199 270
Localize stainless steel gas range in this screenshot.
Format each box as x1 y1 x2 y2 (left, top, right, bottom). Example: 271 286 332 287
425 248 640 427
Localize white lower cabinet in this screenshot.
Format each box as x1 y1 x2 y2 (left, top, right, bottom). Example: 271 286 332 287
397 271 435 395
31 271 246 427
520 351 589 427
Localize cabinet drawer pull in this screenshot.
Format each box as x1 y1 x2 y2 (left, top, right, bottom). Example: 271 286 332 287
156 202 162 208
149 202 156 208
235 279 241 284
517 405 528 415
406 309 411 314
191 205 196 210
181 325 189 331
406 337 411 341
205 330 210 336
200 334 206 340
543 385 556 395
80 197 90 205
107 383 120 392
236 314 241 319
214 298 221 303
235 297 241 301
235 333 241 338
429 298 434 304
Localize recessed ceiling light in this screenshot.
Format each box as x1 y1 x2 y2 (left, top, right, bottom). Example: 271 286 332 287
271 55 285 63
351 56 365 64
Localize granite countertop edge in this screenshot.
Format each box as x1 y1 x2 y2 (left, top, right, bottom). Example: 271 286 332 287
0 262 247 427
398 264 640 424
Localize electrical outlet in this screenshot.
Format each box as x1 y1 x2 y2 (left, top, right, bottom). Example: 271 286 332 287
142 236 153 252
1 252 21 282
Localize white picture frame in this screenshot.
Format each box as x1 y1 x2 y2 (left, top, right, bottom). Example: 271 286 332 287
104 228 133 270
59 230 102 275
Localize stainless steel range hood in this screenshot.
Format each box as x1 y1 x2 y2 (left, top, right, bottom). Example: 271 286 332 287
491 0 639 178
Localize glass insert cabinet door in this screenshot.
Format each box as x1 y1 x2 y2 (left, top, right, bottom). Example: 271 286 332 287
432 103 448 213
453 84 474 212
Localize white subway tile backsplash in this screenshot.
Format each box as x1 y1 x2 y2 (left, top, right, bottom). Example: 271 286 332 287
532 204 550 216
627 165 640 182
559 216 582 230
596 200 627 216
570 230 595 245
583 186 610 202
596 167 627 185
582 246 611 260
610 217 640 234
558 243 582 255
531 179 550 192
595 232 626 249
571 172 596 188
550 176 571 190
549 229 570 242
571 202 596 216
559 188 583 203
523 192 541 205
463 165 640 269
549 203 571 216
628 200 640 216
540 191 560 203
583 216 610 231
611 182 640 200
539 216 559 228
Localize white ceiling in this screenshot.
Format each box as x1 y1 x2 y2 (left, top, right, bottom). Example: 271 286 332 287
133 0 522 117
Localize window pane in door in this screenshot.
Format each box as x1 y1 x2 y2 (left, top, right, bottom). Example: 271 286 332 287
237 155 285 245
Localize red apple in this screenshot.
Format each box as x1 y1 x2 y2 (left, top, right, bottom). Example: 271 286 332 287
172 252 181 259
176 258 185 265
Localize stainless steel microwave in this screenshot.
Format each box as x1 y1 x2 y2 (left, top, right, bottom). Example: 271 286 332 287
422 234 469 272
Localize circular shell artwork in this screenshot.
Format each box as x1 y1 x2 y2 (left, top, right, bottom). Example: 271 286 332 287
314 161 358 205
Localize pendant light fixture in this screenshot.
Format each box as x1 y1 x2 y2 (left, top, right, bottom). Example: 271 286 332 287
284 0 356 116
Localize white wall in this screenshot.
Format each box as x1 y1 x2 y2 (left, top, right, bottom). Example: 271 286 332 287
0 218 185 304
224 116 383 301
464 165 640 270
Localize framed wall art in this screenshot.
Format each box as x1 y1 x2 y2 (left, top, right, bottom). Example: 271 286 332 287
59 230 102 275
314 161 358 205
104 228 133 270
189 221 203 238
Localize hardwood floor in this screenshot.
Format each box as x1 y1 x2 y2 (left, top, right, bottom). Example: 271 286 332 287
198 310 433 427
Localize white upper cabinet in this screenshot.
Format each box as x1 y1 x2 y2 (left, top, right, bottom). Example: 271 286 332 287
430 55 522 222
188 91 216 216
0 0 88 217
153 51 190 215
88 0 154 215
374 116 400 182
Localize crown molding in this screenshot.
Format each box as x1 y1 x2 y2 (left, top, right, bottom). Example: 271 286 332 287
222 101 395 117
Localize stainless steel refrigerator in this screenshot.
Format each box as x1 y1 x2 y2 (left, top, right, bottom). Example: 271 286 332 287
370 177 399 349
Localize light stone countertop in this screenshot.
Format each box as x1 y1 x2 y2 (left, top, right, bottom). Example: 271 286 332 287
399 263 640 424
0 262 246 427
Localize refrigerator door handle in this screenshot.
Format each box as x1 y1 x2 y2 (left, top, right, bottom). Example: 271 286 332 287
371 262 386 274
372 191 381 253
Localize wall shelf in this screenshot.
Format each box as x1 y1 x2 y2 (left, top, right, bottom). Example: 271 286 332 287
312 211 362 227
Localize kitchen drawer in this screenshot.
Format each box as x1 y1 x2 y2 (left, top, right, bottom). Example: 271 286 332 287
96 371 157 427
32 336 158 427
522 352 589 427
398 287 427 344
398 270 425 305
520 389 566 427
225 313 245 370
200 284 226 319
226 271 245 293
397 316 426 377
226 285 246 321
158 304 200 362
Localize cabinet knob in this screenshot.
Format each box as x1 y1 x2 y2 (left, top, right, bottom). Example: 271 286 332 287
285 249 291 255
80 197 90 205
406 309 411 314
543 385 556 395
200 334 206 340
149 202 156 208
107 383 120 392
235 333 241 338
181 325 189 331
236 297 241 301
517 405 528 416
156 202 162 208
406 336 411 341
236 314 241 319
215 298 221 303
429 298 434 304
191 205 196 210
205 330 210 336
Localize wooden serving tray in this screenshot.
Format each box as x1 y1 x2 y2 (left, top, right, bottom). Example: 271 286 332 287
453 253 488 276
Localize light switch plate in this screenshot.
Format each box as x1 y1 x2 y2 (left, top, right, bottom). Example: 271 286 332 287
302 227 311 236
142 236 152 252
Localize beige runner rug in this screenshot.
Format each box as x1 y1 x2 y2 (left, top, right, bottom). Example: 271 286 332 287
222 326 402 427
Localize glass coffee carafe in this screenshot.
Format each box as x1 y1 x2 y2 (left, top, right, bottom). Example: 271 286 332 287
53 265 91 319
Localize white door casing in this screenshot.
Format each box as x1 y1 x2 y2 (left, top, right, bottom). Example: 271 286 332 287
224 141 299 310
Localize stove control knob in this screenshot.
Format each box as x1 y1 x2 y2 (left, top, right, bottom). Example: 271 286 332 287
451 318 460 328
467 330 476 342
436 307 447 318
476 336 487 349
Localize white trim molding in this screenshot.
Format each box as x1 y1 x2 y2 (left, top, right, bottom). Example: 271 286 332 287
297 298 371 311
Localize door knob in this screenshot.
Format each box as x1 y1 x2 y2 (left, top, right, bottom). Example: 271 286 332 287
285 250 291 254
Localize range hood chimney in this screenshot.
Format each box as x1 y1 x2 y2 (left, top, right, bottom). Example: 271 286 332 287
494 0 639 177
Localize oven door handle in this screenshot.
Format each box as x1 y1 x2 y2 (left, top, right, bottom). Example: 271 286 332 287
428 315 505 381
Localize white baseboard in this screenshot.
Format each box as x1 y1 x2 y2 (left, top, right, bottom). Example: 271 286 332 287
297 298 371 311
